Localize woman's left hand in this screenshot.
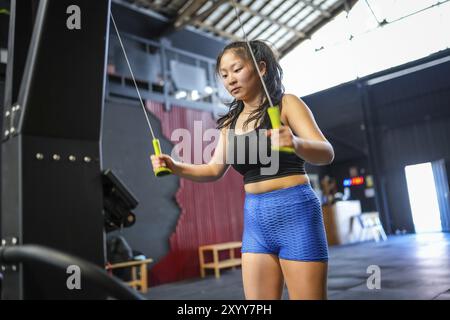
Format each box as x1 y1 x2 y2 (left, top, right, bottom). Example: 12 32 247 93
265 125 297 149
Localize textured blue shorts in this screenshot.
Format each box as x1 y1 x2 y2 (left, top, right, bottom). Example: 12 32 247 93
242 183 329 261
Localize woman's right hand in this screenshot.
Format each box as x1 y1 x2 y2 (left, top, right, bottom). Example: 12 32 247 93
150 154 178 174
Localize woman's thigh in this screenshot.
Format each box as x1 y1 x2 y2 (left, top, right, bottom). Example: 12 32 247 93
279 259 328 300
241 253 285 300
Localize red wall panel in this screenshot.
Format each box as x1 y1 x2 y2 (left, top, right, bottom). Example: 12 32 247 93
146 101 245 286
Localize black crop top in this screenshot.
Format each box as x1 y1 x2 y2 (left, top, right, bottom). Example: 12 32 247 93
227 108 306 184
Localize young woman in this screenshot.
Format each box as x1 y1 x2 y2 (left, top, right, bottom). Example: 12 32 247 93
151 40 334 300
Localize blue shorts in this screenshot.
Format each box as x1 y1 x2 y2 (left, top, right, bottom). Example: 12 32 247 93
242 183 329 262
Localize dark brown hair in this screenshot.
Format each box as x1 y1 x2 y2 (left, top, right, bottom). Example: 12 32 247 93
215 40 285 131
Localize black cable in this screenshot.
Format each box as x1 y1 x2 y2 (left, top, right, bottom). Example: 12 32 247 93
364 0 381 25
0 244 145 300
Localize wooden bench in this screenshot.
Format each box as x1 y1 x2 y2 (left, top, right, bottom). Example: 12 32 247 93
106 258 153 293
199 241 242 279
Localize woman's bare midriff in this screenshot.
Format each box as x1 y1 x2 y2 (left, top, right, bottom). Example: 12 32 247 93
244 174 310 194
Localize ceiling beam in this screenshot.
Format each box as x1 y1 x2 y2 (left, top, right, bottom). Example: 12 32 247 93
250 1 306 40
278 0 358 58
301 0 331 18
269 1 322 48
191 19 242 41
232 1 306 38
222 0 259 33
196 0 229 22
174 0 209 29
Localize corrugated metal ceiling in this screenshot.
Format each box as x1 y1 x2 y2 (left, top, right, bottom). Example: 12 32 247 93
124 0 358 57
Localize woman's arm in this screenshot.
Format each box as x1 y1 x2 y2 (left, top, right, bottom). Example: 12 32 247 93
151 127 230 182
293 138 334 166
268 94 334 166
171 162 224 182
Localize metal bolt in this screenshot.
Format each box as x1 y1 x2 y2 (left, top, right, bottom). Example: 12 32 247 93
10 127 15 133
4 130 9 137
11 265 17 271
53 154 61 161
69 155 76 162
36 153 44 160
1 239 6 246
83 156 91 163
1 266 5 271
11 237 17 245
5 111 10 117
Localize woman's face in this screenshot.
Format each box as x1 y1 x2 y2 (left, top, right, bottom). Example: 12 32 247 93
218 50 265 101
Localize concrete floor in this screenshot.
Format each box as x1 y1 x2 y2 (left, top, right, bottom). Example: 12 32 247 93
144 232 450 300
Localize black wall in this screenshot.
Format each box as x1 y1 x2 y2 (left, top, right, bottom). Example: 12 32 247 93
368 54 450 233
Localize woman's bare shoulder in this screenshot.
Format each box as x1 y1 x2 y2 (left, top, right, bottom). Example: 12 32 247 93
280 93 302 123
282 93 302 104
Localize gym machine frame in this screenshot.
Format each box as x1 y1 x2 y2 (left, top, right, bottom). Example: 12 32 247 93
1 0 112 299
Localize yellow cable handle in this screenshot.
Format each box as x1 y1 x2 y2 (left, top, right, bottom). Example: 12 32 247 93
267 106 295 154
152 139 173 177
